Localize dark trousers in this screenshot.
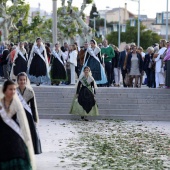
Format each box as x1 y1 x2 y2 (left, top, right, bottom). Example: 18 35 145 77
75 63 81 78
145 69 155 88
122 69 127 87
66 68 71 85
105 62 112 86
0 64 4 77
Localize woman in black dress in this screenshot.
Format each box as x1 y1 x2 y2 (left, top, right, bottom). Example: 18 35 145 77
17 72 42 154
28 38 50 86
50 43 67 85
10 42 28 80
0 80 35 170
83 40 107 85
70 66 99 121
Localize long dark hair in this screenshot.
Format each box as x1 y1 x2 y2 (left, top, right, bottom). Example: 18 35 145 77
2 80 16 93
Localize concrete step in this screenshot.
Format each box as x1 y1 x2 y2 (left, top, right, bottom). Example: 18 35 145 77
37 103 170 110
39 114 170 121
36 97 170 105
35 92 170 99
33 86 170 94
38 108 170 116
32 86 170 121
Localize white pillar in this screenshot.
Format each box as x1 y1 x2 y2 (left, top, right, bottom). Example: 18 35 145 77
166 0 169 40
52 0 57 45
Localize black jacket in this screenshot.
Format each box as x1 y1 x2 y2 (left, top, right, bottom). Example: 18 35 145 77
112 50 120 68
118 50 126 71
126 52 143 73
1 49 9 65
143 53 154 71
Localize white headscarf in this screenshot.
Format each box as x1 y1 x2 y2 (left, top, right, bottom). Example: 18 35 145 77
10 43 28 80
17 72 39 123
27 38 49 77
77 67 98 89
0 86 36 170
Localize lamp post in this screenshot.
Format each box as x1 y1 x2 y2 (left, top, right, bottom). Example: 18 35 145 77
137 0 140 47
93 12 98 37
128 0 140 46
104 6 110 38
166 0 169 40
118 7 121 48
16 20 23 42
52 0 57 45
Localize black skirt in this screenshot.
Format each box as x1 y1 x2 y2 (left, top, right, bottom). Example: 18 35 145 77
78 85 95 113
14 54 27 76
87 56 101 81
0 116 32 170
25 110 42 154
29 52 47 77
50 57 66 81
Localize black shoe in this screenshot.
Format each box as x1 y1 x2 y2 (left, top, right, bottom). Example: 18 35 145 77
36 83 40 86
84 118 89 121
81 116 84 120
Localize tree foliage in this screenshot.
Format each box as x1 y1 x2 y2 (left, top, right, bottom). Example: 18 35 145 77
106 20 161 50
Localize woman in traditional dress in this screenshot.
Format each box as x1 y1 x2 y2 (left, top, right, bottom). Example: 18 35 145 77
50 43 67 85
17 72 42 154
10 42 28 81
0 80 35 170
70 66 99 121
28 38 50 86
83 39 107 85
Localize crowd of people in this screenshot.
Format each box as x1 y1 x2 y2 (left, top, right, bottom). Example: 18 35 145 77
0 37 170 169
0 38 170 88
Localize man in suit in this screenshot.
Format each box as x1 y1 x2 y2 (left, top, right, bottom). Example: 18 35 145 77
118 45 130 87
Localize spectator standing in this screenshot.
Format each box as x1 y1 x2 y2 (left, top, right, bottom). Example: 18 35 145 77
0 42 5 77
118 45 130 87
79 42 89 71
101 40 115 87
154 39 167 88
164 41 170 88
1 45 10 80
138 47 145 86
112 46 120 87
126 46 143 88
144 47 155 88
68 44 77 85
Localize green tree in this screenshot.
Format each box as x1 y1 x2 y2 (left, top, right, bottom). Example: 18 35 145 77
106 20 161 50
0 0 30 42
20 14 52 43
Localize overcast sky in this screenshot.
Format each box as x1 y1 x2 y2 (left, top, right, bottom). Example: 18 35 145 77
25 0 169 18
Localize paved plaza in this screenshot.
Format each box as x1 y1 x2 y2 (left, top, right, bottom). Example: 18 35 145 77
36 119 170 170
